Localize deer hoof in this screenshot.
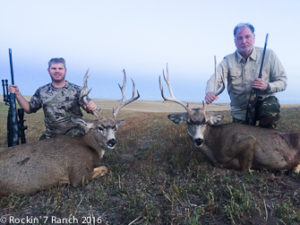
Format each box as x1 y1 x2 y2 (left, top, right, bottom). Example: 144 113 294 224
293 164 300 174
92 166 108 179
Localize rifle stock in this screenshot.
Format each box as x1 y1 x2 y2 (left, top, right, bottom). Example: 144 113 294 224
245 34 269 125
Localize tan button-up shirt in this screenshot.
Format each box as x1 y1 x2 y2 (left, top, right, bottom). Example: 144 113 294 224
205 47 287 120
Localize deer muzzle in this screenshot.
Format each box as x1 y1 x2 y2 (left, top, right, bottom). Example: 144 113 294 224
107 139 116 149
188 125 205 148
194 138 204 147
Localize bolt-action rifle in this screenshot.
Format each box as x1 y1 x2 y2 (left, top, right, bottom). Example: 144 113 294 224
245 34 269 125
1 48 27 147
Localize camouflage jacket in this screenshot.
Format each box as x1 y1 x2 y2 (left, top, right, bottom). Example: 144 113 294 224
29 81 89 138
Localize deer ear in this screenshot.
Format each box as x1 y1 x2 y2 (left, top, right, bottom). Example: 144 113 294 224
116 120 125 127
71 117 95 132
168 113 187 124
206 113 224 125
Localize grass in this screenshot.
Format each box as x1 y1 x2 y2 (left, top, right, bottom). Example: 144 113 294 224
0 101 300 224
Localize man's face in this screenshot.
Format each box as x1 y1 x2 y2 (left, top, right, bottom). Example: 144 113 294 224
48 63 66 83
234 27 255 57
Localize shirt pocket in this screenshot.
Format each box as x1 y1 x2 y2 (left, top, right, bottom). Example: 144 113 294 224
228 72 245 94
229 72 242 86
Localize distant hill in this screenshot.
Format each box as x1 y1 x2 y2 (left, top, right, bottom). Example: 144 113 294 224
1 96 298 113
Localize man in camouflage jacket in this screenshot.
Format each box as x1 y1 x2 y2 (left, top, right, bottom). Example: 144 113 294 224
9 58 97 138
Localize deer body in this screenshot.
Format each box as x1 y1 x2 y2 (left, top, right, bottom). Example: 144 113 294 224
201 122 300 171
0 70 139 196
159 65 300 172
0 133 103 195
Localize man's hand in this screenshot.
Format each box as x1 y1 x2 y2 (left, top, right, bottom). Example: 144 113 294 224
9 84 20 96
85 101 98 112
205 91 218 104
252 78 268 90
9 84 31 113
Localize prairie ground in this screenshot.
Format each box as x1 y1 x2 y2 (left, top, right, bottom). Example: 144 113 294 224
0 100 299 225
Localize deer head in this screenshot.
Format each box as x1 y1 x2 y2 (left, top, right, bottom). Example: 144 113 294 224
159 64 224 147
78 69 140 151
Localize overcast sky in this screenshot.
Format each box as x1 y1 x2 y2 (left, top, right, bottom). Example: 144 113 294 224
1 0 299 103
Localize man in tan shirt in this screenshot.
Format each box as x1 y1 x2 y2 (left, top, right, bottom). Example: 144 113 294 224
205 23 287 128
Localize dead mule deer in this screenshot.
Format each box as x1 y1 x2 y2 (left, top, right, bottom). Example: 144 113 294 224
0 70 140 196
159 66 300 172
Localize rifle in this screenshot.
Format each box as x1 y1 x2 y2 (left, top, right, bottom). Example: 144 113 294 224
1 48 27 147
245 34 269 125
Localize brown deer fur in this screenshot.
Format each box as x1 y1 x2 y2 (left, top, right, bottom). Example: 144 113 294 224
168 108 300 172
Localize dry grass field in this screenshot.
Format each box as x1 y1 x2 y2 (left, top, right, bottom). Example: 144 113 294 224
0 99 299 225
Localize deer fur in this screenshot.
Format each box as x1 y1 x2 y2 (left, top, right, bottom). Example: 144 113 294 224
0 117 124 196
168 107 300 172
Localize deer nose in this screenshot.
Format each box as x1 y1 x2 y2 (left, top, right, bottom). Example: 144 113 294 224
194 138 203 147
107 139 116 148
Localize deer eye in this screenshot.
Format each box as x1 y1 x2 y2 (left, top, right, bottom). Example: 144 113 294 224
97 127 104 132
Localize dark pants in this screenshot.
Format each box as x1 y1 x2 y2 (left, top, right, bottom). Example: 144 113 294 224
233 96 280 129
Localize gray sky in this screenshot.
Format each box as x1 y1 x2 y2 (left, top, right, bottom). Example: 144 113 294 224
1 0 299 103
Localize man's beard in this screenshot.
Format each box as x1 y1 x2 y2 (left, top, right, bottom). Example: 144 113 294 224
51 74 65 83
238 46 253 57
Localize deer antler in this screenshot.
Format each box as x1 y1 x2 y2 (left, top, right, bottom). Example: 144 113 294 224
213 56 225 96
80 70 102 120
159 64 192 113
214 77 225 96
113 69 140 119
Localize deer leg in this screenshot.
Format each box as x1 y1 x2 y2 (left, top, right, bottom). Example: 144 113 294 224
236 135 256 171
199 144 219 166
69 165 94 187
293 163 300 173
92 166 108 179
226 134 256 171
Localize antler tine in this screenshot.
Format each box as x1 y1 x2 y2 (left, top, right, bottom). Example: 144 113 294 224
113 69 140 119
92 108 102 120
214 75 225 96
159 64 191 113
163 64 175 98
118 69 127 99
80 70 91 105
80 70 102 120
212 56 225 97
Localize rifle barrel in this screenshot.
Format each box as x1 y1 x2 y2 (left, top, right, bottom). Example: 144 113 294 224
258 33 269 79
9 48 15 85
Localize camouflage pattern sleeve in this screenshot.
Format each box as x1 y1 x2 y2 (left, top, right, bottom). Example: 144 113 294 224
29 88 43 113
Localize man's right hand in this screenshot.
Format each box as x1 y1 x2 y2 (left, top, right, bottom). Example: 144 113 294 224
9 84 31 113
205 91 218 104
9 84 20 95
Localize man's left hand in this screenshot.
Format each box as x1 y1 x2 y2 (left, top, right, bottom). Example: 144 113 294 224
85 101 98 112
252 78 268 90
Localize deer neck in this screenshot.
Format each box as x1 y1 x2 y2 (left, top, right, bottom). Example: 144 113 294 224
81 131 105 159
204 124 224 148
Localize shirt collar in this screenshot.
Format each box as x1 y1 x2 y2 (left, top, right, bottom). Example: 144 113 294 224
236 47 257 63
50 81 69 90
